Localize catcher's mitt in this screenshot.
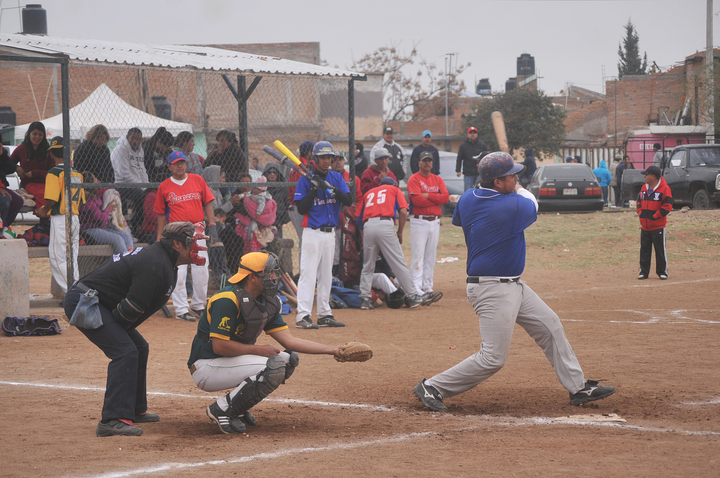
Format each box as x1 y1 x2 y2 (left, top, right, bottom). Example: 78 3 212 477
335 342 373 363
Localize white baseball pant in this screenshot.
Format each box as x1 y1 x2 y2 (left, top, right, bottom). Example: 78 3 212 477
172 238 209 315
410 217 440 294
49 213 79 294
295 227 335 320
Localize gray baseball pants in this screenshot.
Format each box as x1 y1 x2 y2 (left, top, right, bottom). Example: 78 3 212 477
428 278 586 397
359 217 418 299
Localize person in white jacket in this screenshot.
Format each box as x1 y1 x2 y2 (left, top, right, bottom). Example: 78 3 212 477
111 128 147 236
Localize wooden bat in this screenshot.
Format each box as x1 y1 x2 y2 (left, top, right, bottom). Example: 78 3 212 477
491 111 510 153
284 293 298 308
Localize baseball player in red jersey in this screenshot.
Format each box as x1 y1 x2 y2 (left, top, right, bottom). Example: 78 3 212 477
358 177 442 310
155 151 218 322
360 148 396 195
407 151 450 294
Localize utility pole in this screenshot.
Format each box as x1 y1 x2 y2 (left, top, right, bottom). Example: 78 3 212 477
707 0 715 143
444 53 457 137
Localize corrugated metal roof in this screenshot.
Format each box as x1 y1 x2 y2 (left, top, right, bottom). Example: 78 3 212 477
0 33 364 79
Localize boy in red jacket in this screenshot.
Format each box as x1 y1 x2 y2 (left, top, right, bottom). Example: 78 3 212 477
637 166 673 280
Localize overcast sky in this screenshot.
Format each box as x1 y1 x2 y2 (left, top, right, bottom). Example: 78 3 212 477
0 0 717 96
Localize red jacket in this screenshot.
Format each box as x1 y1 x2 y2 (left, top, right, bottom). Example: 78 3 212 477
407 172 450 217
360 166 396 196
637 176 673 231
10 144 56 189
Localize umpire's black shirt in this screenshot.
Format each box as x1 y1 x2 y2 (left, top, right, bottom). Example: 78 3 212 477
79 241 179 329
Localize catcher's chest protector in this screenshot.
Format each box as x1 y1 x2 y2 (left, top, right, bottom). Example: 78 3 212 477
232 286 281 344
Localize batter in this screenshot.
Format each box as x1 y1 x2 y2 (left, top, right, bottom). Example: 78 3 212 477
414 152 615 411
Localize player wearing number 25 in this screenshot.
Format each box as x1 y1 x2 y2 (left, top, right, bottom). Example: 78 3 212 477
414 152 615 411
36 136 85 294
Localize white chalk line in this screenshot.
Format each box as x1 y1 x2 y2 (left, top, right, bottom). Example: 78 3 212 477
560 309 720 324
539 276 720 301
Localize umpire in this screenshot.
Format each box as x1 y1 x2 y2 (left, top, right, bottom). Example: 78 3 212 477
414 153 615 411
64 221 198 437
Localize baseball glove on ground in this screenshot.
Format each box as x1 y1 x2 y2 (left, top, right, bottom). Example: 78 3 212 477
335 342 373 363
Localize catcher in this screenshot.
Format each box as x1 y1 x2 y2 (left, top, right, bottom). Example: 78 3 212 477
187 251 371 434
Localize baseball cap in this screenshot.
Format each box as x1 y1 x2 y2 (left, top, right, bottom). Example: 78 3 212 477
478 152 524 184
168 151 186 164
299 140 315 156
422 130 432 138
565 155 573 163
47 136 64 150
383 126 394 135
228 251 272 284
419 151 434 161
380 176 396 186
641 165 662 178
467 127 478 134
373 147 390 160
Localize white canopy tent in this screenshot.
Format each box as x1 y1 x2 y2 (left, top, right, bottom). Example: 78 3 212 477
13 83 193 141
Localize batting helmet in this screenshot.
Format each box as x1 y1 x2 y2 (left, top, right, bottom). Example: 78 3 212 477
478 151 524 184
313 141 337 158
385 288 406 309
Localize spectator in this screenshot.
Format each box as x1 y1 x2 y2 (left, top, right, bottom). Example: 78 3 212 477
173 132 203 175
111 127 146 235
609 154 622 207
143 127 174 183
373 126 405 181
36 140 85 295
73 124 114 183
208 207 232 287
250 156 263 172
233 176 277 255
263 162 290 237
455 126 487 191
592 160 612 207
202 165 228 212
221 173 253 273
79 172 134 254
565 155 574 163
407 151 449 295
410 130 440 175
138 189 159 244
616 155 627 207
652 143 665 168
1 142 25 229
204 130 246 183
287 140 315 255
354 142 369 178
11 121 55 210
573 155 581 163
519 147 537 187
361 147 396 195
154 151 217 322
637 165 673 280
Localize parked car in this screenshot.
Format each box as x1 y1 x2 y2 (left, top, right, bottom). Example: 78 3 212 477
527 163 604 212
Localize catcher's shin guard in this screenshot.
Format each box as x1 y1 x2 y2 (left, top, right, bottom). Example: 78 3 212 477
226 355 286 416
283 351 300 383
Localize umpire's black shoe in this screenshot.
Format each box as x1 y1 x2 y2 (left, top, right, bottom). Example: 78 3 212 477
206 402 246 434
569 380 616 406
134 412 159 423
413 379 448 412
96 419 144 437
638 273 648 280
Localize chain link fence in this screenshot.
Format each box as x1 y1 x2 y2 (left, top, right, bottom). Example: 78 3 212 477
2 57 359 292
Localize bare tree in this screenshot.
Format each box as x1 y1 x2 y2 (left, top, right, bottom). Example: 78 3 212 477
351 42 470 122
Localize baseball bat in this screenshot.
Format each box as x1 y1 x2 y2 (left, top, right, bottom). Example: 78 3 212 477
491 111 510 153
274 140 335 196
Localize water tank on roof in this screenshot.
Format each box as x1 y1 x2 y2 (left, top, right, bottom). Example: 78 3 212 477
517 53 535 76
22 4 47 35
476 78 492 96
151 96 173 120
505 78 517 92
0 107 17 126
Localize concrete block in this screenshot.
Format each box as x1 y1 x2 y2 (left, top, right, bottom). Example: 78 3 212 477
0 239 30 317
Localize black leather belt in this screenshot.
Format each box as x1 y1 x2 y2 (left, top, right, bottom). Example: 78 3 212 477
311 226 335 233
466 276 520 284
413 215 438 221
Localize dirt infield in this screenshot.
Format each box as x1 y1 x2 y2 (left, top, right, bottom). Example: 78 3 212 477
2 209 719 477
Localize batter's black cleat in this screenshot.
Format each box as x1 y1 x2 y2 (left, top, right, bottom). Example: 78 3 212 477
413 379 448 412
133 412 159 423
420 291 443 306
206 402 246 434
318 315 345 327
296 316 319 329
360 298 374 310
96 419 144 437
569 380 616 406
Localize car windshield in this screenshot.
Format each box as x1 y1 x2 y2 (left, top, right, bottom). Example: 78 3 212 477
540 166 593 180
689 148 720 167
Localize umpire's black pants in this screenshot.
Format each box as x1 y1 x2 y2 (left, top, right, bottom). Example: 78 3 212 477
64 286 149 423
639 228 668 277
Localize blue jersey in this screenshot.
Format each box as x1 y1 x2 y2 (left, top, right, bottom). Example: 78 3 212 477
295 170 351 228
452 188 537 277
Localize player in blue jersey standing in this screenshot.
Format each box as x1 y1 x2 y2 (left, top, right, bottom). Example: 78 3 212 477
294 141 353 329
413 152 615 411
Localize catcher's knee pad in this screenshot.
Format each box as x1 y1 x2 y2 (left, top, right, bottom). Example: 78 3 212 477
283 351 300 383
227 355 286 416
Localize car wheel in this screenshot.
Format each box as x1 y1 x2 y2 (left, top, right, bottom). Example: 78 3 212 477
692 189 711 209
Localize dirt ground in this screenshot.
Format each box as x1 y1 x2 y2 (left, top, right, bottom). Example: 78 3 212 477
2 210 719 477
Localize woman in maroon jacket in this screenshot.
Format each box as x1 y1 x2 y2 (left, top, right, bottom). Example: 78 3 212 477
10 121 55 210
